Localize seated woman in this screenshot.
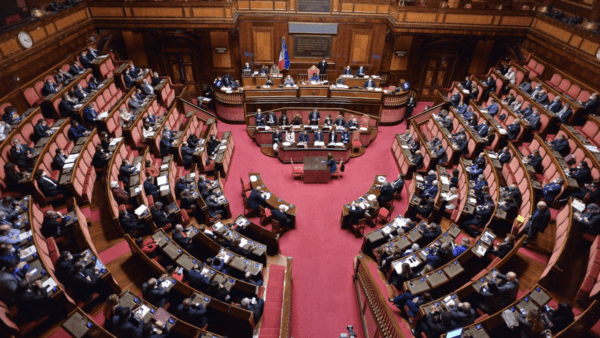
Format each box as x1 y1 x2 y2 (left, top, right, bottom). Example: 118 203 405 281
265 75 274 86
310 72 320 82
285 129 295 144
291 114 302 126
324 114 333 127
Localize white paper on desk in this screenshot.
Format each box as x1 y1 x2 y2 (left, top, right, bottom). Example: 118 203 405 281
159 279 172 289
336 142 344 147
134 205 148 216
63 162 75 169
488 153 497 159
586 145 599 153
137 305 151 318
360 127 368 131
382 227 392 235
377 176 386 183
441 176 450 185
74 104 83 109
393 261 404 274
218 250 231 263
135 163 141 171
110 137 123 146
65 154 79 164
469 198 477 204
134 186 141 194
476 245 487 256
213 221 224 230
98 84 105 89
239 238 248 247
416 175 424 182
314 141 325 146
375 88 383 92
394 217 406 228
261 192 271 200
22 245 37 258
249 175 257 182
219 145 227 150
498 128 507 135
401 145 409 149
282 142 291 146
280 204 289 212
42 278 57 293
202 98 211 102
157 176 168 186
159 185 169 192
98 112 109 120
368 194 376 201
19 230 32 241
160 164 168 171
572 199 586 212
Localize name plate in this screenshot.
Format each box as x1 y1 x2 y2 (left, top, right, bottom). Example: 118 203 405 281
293 35 332 58
298 0 331 12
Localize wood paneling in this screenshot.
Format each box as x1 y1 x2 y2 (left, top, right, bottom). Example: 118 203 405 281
445 13 493 25
251 1 275 10
132 7 183 18
534 19 571 43
467 39 494 74
350 30 372 64
210 31 232 69
29 27 47 43
55 9 88 31
252 27 275 63
390 36 413 71
404 12 437 22
499 16 533 26
90 6 124 17
354 4 378 12
0 39 20 57
192 7 225 17
122 31 150 67
580 39 600 55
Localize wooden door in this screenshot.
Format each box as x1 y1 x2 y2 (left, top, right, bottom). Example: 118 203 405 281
419 52 457 100
161 47 199 98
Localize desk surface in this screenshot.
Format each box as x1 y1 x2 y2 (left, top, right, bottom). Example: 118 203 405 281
249 173 297 216
304 156 328 171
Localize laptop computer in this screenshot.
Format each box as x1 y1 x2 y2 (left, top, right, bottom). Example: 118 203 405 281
447 328 463 338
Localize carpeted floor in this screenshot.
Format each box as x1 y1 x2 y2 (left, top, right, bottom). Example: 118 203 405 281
218 104 431 337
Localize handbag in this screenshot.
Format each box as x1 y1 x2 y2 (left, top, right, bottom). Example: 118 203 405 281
340 163 345 172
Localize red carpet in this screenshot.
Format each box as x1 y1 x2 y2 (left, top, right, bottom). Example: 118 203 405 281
220 116 414 337
98 240 131 264
259 265 286 337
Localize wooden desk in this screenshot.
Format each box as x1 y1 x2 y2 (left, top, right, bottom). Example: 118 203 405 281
303 156 330 184
214 131 235 179
233 215 280 256
340 174 386 229
248 173 297 224
336 76 381 88
298 85 329 98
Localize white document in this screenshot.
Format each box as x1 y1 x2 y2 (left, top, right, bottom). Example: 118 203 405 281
157 175 168 186
110 137 123 146
19 230 32 241
572 199 586 212
159 185 169 192
42 278 58 293
98 112 109 120
64 162 75 169
65 154 79 164
441 176 450 185
22 245 37 258
249 175 257 182
314 141 325 146
360 127 368 131
336 142 344 147
239 238 248 247
159 279 172 289
134 205 148 216
160 164 168 171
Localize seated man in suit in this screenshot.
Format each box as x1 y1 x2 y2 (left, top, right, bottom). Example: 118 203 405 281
52 148 68 171
580 93 599 116
41 79 61 96
265 111 277 127
283 75 295 87
298 130 310 144
450 92 461 108
313 128 324 143
454 134 469 157
327 129 337 144
142 276 171 308
342 65 353 76
69 261 105 302
541 177 563 202
159 135 176 155
377 182 394 207
278 113 290 127
489 234 515 258
144 176 161 200
141 79 155 96
481 76 496 101
67 120 90 142
242 62 252 73
35 169 68 198
112 306 144 337
310 72 320 82
240 297 265 324
119 159 138 186
150 201 179 228
83 102 101 126
533 90 549 105
447 301 476 327
475 120 489 138
523 201 551 245
254 109 265 127
110 181 131 205
175 176 193 198
496 272 520 307
523 149 543 173
181 142 196 165
419 181 439 199
347 117 359 129
333 115 346 128
41 210 69 240
173 224 194 250
32 119 53 143
206 195 227 219
69 61 85 76
461 196 495 237
15 279 63 321
411 150 424 170
363 78 376 89
86 46 99 60
10 138 36 170
506 119 521 141
2 106 21 125
568 160 592 186
435 144 448 164
556 103 573 125
392 174 405 195
177 298 208 328
59 94 78 118
92 145 111 169
340 128 351 144
118 209 147 234
247 186 266 211
519 78 532 93
548 134 570 157
486 100 499 116
309 108 320 125
271 205 293 229
497 146 511 164
128 92 146 111
54 68 72 85
546 96 563 113
356 66 366 77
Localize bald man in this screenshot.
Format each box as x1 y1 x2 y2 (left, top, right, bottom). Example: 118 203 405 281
523 201 551 245
496 271 519 307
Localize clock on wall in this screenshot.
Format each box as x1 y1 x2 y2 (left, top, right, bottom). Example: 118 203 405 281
17 31 33 49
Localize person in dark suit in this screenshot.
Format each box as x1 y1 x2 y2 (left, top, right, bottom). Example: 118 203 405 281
151 201 178 230
54 68 72 85
119 159 137 185
449 92 461 108
308 108 320 125
2 107 21 125
35 169 68 198
546 96 563 113
67 120 89 143
447 301 475 327
240 297 265 324
10 138 36 169
33 119 53 143
159 135 176 155
278 112 289 127
481 76 497 101
122 69 134 89
265 111 277 127
254 109 265 127
317 58 328 75
54 251 89 287
247 186 264 211
524 149 543 173
411 150 424 170
548 134 570 157
497 146 511 164
569 161 592 186
70 261 103 302
71 84 87 101
506 119 521 141
489 234 515 258
342 65 352 76
143 176 160 200
142 277 170 308
41 210 69 239
183 264 210 292
378 182 394 206
52 148 68 171
519 78 532 93
172 224 194 250
405 96 416 125
118 209 146 234
525 110 541 130
298 131 310 144
206 195 227 219
475 121 489 138
15 279 63 321
92 145 111 169
523 201 551 245
41 79 61 96
313 128 324 143
340 129 350 144
356 66 366 77
177 298 208 328
334 115 346 128
434 144 447 164
461 196 495 237
392 174 405 195
581 93 599 116
556 103 573 124
577 203 600 236
180 142 195 165
59 95 78 118
327 130 337 144
271 205 292 229
454 135 469 157
112 306 144 338
82 102 101 126
533 90 549 106
363 78 376 89
69 60 85 76
142 321 169 338
461 76 472 91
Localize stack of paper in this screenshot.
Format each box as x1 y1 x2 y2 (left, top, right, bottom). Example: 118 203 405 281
572 199 586 212
42 278 58 293
159 185 169 192
65 154 79 164
98 112 109 120
18 230 32 241
134 205 148 216
157 176 168 186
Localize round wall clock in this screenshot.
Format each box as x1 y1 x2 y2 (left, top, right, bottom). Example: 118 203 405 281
18 31 33 49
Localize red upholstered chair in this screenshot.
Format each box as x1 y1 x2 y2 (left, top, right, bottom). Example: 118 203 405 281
377 204 394 224
270 219 281 234
242 191 253 216
291 159 304 180
259 206 272 225
307 65 320 80
331 159 343 179
351 131 361 155
240 177 252 195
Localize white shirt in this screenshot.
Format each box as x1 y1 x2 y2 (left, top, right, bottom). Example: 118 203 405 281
285 131 295 143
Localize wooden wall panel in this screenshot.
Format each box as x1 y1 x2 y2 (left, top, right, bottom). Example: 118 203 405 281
252 27 275 63
499 16 533 26
54 9 88 31
29 27 47 43
444 14 493 25
467 39 494 74
210 31 232 69
534 19 571 43
404 12 436 22
132 7 183 17
350 31 371 64
251 1 275 10
90 7 124 17
0 39 20 57
192 7 225 17
122 31 150 67
390 36 413 71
